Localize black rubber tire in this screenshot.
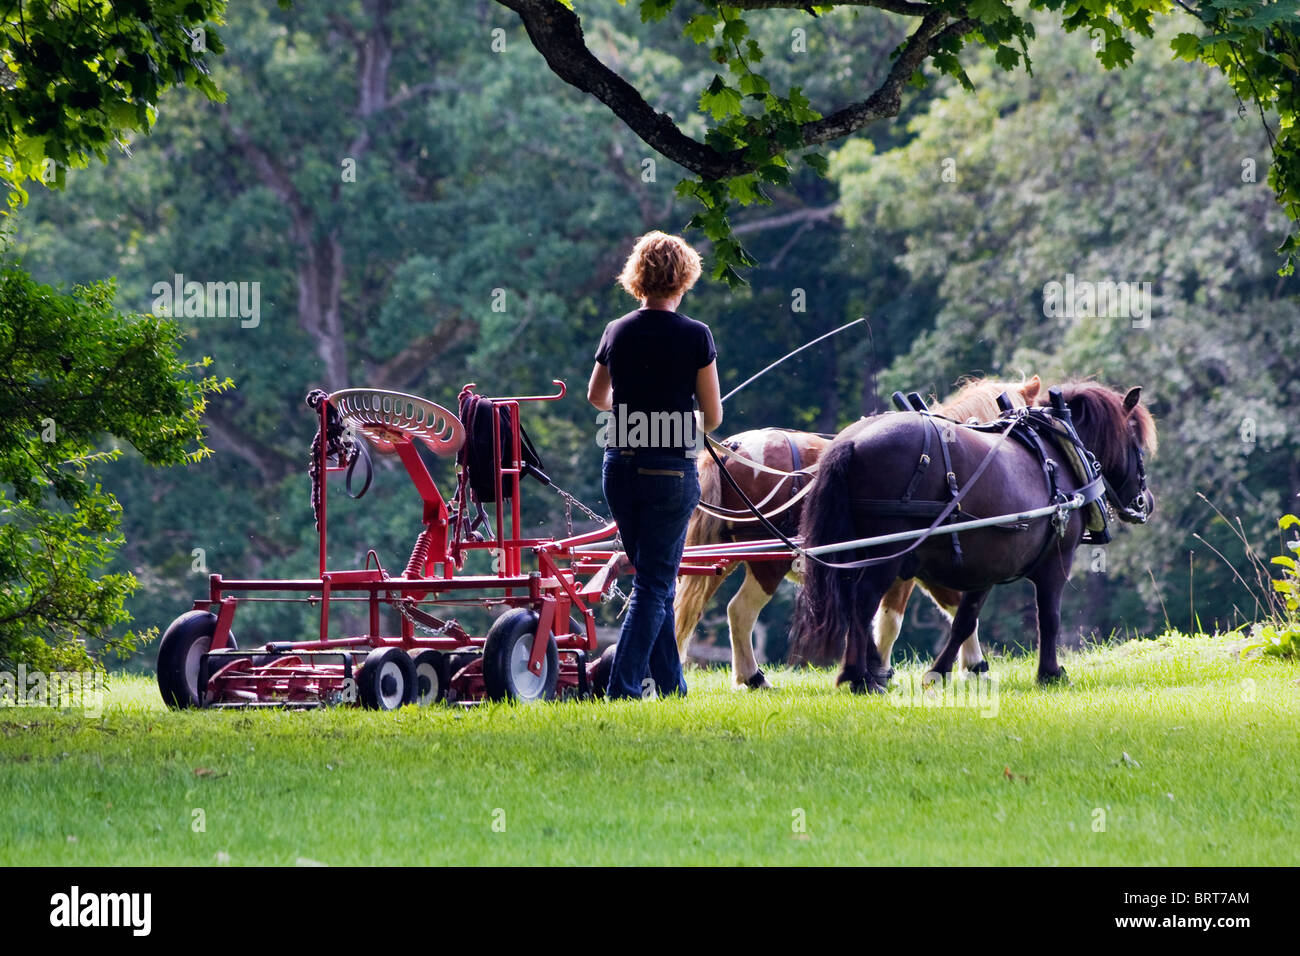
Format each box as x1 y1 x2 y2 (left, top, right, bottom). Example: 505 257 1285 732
409 649 449 706
157 610 238 709
482 608 559 703
357 647 417 710
591 642 618 699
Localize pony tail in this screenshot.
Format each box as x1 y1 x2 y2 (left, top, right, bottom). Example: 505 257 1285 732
674 452 725 651
789 438 857 665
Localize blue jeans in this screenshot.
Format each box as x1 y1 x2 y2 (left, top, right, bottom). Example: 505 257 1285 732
602 450 701 700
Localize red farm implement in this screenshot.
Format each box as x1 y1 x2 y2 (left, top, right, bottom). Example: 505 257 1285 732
155 382 771 709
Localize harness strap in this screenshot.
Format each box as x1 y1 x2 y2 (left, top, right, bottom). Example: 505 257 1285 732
696 478 817 524
704 434 821 479
934 417 964 566
784 433 804 495
900 419 932 504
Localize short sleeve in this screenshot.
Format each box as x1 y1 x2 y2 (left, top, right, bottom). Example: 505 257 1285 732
698 324 717 369
594 324 612 365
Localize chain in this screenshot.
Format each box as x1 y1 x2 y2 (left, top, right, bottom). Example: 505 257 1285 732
548 480 609 535
391 596 458 637
540 481 633 612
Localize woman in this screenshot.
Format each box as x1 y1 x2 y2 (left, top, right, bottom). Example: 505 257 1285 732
587 231 723 700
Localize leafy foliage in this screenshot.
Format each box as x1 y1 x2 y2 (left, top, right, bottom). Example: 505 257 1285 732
541 1 1300 284
0 0 228 207
1243 513 1300 659
0 267 230 668
1170 0 1300 273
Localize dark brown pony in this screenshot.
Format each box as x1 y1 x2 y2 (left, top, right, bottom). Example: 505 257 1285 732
792 382 1157 691
676 376 1043 688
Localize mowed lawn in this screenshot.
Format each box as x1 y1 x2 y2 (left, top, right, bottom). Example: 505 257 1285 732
0 632 1296 866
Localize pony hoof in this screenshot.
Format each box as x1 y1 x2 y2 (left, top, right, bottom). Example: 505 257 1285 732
872 667 895 683
966 660 990 675
1037 666 1068 686
848 676 887 695
921 670 948 689
743 669 772 690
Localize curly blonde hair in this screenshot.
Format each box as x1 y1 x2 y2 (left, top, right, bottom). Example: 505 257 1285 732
617 231 703 300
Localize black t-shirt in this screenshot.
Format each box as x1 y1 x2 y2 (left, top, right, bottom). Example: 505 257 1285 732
595 309 717 452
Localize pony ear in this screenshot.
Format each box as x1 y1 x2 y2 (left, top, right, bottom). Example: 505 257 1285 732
1122 386 1142 413
1021 375 1042 403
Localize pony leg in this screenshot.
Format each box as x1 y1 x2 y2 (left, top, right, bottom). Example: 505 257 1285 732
925 589 990 685
918 581 988 674
1030 565 1069 684
841 569 893 694
727 566 775 689
873 578 914 680
673 561 737 663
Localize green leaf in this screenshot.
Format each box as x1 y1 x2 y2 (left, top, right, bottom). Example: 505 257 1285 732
968 0 1014 22
700 75 744 120
639 0 675 23
1098 36 1135 70
684 14 717 44
721 16 749 45
1170 32 1202 62
738 72 770 97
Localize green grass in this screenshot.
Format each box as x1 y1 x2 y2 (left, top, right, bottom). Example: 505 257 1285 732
1 632 1296 865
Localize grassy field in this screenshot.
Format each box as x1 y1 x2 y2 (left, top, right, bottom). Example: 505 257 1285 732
0 632 1296 865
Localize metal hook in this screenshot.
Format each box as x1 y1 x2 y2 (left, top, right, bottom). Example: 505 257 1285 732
492 379 567 403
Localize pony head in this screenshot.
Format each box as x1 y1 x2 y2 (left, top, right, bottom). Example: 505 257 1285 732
1053 382 1157 523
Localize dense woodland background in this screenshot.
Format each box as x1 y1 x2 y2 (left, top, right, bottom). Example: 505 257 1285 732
7 1 1297 669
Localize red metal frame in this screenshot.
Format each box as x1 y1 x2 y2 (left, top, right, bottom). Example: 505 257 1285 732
194 381 795 707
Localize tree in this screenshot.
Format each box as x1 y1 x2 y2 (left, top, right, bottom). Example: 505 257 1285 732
1 0 233 668
0 268 229 670
1 0 227 203
495 0 1300 282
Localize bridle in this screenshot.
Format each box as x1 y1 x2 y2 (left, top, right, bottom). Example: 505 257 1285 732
1100 437 1150 524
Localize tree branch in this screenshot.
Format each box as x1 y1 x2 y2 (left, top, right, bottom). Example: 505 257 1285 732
800 12 974 144
729 0 936 16
495 0 975 180
367 316 479 391
496 0 751 177
202 406 288 484
732 202 841 235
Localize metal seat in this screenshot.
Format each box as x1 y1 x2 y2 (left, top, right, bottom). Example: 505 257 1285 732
328 388 465 457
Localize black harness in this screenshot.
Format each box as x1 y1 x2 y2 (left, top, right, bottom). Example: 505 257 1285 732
305 389 372 532
849 389 1110 575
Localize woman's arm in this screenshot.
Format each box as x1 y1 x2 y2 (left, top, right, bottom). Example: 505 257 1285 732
587 361 613 412
695 360 722 434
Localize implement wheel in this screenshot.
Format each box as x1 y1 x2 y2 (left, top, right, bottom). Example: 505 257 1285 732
357 647 416 710
482 609 558 704
409 649 449 706
157 610 239 709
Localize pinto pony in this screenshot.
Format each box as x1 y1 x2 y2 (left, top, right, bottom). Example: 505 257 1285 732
792 382 1156 692
675 375 1042 688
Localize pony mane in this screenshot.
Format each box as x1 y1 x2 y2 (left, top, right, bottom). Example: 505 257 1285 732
937 375 1040 422
1052 381 1158 473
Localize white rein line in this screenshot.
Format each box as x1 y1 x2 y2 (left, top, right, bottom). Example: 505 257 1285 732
678 493 1087 558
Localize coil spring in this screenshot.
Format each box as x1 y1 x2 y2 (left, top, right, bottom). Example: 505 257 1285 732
404 527 434 579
